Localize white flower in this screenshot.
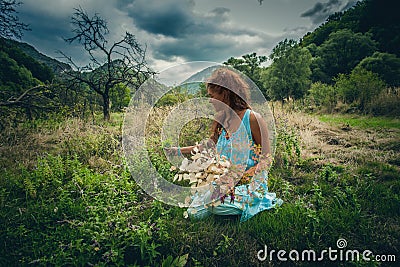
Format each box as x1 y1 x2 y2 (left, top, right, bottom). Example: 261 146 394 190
170 165 177 171
179 157 189 171
183 211 189 218
170 146 232 189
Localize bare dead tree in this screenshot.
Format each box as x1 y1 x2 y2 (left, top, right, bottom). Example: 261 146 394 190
60 7 155 121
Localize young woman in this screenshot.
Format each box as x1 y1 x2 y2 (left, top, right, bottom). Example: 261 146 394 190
168 67 282 222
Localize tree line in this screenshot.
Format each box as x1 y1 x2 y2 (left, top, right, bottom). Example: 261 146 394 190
225 0 400 115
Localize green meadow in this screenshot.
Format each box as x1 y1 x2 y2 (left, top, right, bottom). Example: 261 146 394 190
1 105 398 266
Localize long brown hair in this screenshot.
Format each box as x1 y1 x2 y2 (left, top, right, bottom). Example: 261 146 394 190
207 67 251 143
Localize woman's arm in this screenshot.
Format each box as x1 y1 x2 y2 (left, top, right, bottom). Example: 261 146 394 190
246 111 273 174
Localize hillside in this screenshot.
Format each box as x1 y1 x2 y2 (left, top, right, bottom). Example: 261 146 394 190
1 38 71 74
301 0 400 57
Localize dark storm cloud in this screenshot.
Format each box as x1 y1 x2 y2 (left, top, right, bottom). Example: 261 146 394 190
341 0 359 12
17 5 80 61
125 0 275 62
152 29 278 63
116 0 136 9
127 0 195 38
14 0 295 68
126 0 256 37
301 0 340 23
301 0 357 24
17 0 136 66
210 7 230 16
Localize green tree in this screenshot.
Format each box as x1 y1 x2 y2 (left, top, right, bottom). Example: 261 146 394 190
0 49 59 121
110 83 130 112
356 52 400 87
224 52 267 92
358 0 400 57
335 67 385 113
0 55 58 120
0 39 54 82
301 0 400 57
302 19 341 47
313 29 377 83
0 50 36 89
307 82 337 113
262 39 312 104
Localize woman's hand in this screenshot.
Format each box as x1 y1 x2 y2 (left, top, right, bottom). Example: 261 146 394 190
164 144 204 156
236 166 257 185
244 166 257 177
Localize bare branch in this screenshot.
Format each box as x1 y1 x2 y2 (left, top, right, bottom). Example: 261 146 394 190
0 0 30 39
0 85 48 107
64 7 109 55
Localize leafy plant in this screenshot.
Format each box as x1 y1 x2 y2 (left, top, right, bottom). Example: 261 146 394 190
213 234 233 256
274 120 301 169
161 253 189 267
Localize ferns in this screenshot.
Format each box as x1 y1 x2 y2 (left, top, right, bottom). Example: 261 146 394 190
22 177 36 199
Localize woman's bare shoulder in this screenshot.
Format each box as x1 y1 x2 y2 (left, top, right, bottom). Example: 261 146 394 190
249 110 264 124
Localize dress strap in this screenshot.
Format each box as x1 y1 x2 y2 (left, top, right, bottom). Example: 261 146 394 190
242 109 252 136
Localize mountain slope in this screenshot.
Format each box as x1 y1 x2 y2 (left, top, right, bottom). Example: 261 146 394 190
2 38 71 74
301 0 400 57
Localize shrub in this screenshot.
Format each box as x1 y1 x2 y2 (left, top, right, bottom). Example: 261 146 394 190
335 68 386 114
307 82 337 113
368 87 400 116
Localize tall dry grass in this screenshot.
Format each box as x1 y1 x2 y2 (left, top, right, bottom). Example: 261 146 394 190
272 102 400 171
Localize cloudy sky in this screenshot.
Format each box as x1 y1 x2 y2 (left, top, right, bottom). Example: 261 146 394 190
17 0 358 72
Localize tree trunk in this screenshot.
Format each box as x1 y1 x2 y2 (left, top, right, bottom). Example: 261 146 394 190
102 94 111 121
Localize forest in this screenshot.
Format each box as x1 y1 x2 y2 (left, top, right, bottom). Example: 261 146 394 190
0 0 399 266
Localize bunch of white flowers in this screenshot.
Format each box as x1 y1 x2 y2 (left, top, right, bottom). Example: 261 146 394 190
171 146 232 188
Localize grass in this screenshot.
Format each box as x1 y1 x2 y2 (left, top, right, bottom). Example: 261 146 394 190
0 107 399 266
318 114 400 130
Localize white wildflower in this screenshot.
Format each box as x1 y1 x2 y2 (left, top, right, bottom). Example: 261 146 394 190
169 146 232 190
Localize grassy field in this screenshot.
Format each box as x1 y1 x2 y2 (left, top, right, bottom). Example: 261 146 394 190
0 106 399 266
318 114 400 130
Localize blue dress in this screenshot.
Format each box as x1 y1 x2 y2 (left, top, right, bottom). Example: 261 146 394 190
188 109 283 222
